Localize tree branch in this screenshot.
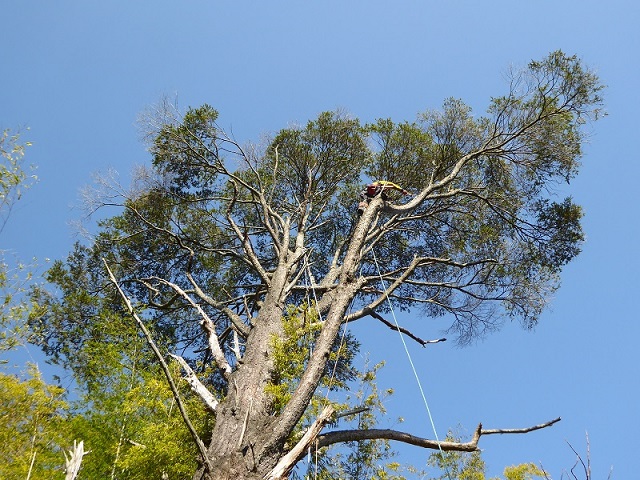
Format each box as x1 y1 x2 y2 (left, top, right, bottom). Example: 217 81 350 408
317 417 561 453
103 259 214 475
185 269 251 338
225 181 272 284
152 277 232 377
169 353 218 412
480 416 561 436
64 440 88 480
367 310 446 347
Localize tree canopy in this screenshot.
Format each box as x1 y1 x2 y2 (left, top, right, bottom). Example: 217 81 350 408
29 51 604 479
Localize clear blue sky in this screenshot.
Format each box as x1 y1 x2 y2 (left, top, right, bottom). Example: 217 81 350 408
2 1 638 478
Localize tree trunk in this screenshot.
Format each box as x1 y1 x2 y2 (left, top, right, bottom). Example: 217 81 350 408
193 272 290 478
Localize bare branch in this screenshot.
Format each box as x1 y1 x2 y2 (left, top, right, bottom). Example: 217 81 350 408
152 277 232 377
480 417 561 435
367 310 446 347
318 428 478 452
185 270 251 338
231 329 243 363
317 417 561 454
64 440 88 480
225 182 271 284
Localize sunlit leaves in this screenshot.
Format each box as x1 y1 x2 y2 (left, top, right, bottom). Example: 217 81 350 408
0 128 37 352
427 434 547 480
152 104 222 197
267 111 369 209
266 304 358 414
0 364 68 479
367 118 434 192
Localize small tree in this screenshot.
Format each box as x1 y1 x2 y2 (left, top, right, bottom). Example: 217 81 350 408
427 434 547 480
30 51 603 479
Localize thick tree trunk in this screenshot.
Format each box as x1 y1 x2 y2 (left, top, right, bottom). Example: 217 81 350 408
196 302 284 478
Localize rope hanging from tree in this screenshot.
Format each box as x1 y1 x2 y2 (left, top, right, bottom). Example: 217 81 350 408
301 247 453 479
371 247 453 479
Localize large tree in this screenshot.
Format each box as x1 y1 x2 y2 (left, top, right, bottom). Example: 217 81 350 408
30 51 603 479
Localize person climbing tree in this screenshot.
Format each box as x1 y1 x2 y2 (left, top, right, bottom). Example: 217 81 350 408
358 180 409 214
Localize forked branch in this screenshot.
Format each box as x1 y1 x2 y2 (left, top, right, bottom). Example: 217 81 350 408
151 276 232 377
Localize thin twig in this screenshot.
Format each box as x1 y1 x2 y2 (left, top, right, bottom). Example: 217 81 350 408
481 417 561 435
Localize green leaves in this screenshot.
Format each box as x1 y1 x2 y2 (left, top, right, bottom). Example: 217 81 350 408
528 50 605 120
0 364 69 479
266 304 358 414
0 128 37 352
427 435 546 480
367 118 434 192
503 463 546 480
152 104 222 197
532 197 584 269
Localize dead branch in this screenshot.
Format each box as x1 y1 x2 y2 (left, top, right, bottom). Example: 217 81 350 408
169 353 219 412
368 310 446 347
264 405 334 480
185 269 251 339
334 406 370 419
317 416 561 454
317 428 478 452
152 277 232 377
479 417 561 436
64 440 88 480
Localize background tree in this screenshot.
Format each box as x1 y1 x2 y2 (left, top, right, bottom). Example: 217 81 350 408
1 127 36 350
65 360 212 480
0 128 35 234
30 51 603 479
427 439 546 480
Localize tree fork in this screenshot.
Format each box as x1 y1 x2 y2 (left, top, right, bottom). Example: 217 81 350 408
262 203 380 456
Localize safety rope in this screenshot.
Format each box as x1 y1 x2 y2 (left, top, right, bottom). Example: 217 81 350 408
371 248 452 479
304 247 452 479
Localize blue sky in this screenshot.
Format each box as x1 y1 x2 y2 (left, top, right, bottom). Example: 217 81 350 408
2 1 639 478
